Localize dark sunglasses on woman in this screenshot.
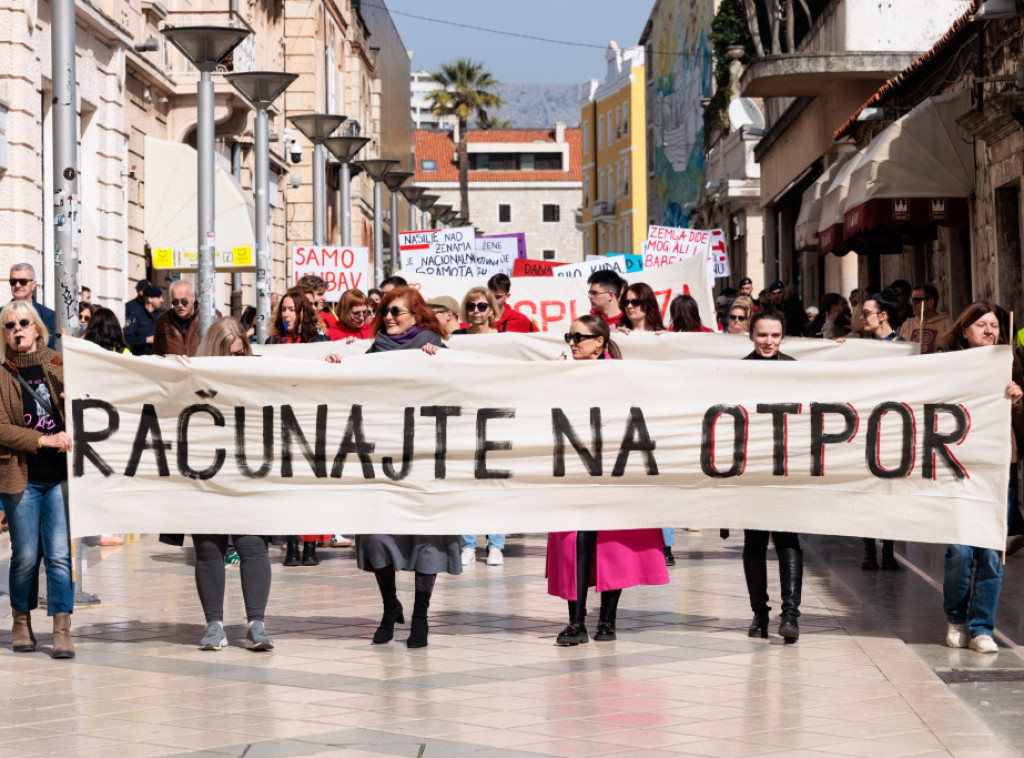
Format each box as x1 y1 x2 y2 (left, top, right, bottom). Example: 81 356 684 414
564 332 600 344
4 319 31 331
466 302 490 313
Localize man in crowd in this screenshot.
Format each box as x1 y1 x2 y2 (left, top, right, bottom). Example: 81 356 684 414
380 275 408 296
153 280 200 357
124 283 165 355
487 274 537 333
427 296 463 337
898 283 951 354
295 275 336 334
737 277 754 298
587 269 627 329
766 279 807 337
10 263 55 348
80 286 91 304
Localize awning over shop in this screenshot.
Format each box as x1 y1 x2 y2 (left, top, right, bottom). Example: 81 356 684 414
794 151 855 253
843 89 973 241
143 137 255 261
817 148 863 256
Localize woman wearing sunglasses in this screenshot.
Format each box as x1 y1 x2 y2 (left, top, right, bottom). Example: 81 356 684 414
619 283 665 333
328 289 375 341
355 286 460 647
726 301 751 335
0 302 75 658
548 315 668 645
455 287 499 336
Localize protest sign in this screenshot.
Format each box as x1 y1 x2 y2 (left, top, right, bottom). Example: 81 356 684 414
587 254 642 272
710 229 730 278
473 235 517 278
512 259 566 277
398 227 478 275
645 225 712 265
553 257 629 278
291 246 369 299
478 233 526 259
66 339 1010 549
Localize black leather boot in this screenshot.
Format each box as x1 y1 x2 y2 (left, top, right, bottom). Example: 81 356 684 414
406 572 435 648
372 567 404 644
595 589 621 641
778 546 803 643
556 599 588 646
301 540 319 566
861 538 879 570
742 553 770 638
880 540 900 570
283 537 301 567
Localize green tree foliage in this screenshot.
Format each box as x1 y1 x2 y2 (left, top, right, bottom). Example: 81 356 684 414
705 0 756 141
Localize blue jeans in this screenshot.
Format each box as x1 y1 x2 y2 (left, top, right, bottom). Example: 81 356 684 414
3 480 74 615
662 528 675 547
943 544 1002 637
462 534 505 550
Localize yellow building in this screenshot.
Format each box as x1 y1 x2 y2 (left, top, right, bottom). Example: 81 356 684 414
579 42 647 258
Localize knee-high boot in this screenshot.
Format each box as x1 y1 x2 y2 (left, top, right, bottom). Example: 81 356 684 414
778 547 803 642
861 538 879 570
372 566 404 644
406 572 435 648
880 540 899 571
595 589 621 641
742 553 770 638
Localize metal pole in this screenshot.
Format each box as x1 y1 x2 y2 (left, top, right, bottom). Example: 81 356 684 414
409 202 418 232
373 180 384 285
313 141 325 246
341 161 352 246
389 188 400 274
231 142 243 318
197 70 217 339
254 106 271 345
51 0 80 347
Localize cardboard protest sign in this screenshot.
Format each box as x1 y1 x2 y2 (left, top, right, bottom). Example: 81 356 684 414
587 254 641 271
710 229 730 278
291 246 370 300
553 257 629 278
645 225 712 263
512 259 566 277
397 227 478 276
67 339 1011 549
478 233 526 259
474 235 518 278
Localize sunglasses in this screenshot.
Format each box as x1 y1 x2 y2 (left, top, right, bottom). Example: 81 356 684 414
4 319 32 331
383 306 412 318
430 308 450 316
81 316 91 323
728 314 747 321
351 309 373 318
587 290 610 298
9 278 32 287
231 348 247 357
466 302 490 313
623 298 644 308
564 332 601 345
171 298 191 307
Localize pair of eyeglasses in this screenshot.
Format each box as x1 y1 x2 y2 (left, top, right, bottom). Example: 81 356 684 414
587 290 609 298
466 302 490 313
382 306 412 318
564 332 600 344
430 308 449 316
9 278 31 287
623 298 644 308
81 316 91 323
231 348 247 357
861 309 879 318
351 309 373 319
4 319 31 331
171 298 191 307
728 314 747 322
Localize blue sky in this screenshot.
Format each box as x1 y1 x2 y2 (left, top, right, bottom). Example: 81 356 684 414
384 1 654 85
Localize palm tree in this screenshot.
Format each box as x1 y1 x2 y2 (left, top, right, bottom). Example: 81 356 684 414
427 59 502 221
476 110 512 130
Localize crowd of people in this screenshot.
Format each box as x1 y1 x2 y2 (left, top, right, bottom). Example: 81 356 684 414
1 262 1021 658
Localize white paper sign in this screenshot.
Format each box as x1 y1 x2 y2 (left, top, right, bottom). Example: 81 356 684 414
291 246 370 300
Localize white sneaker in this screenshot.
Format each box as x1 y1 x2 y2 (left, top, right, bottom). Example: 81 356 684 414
461 547 476 566
945 623 969 648
969 634 999 654
486 547 504 566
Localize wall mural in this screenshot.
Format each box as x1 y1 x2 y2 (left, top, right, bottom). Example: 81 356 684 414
649 0 714 228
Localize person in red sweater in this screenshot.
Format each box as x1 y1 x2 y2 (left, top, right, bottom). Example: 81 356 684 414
487 274 538 333
328 289 374 340
586 270 628 329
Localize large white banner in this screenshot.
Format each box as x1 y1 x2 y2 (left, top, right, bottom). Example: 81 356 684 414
396 259 716 332
66 340 1009 547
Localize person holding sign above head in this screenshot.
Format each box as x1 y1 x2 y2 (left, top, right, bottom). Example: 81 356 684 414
939 302 1024 654
586 270 627 330
739 308 804 643
487 274 538 333
454 287 499 337
619 282 665 334
547 314 669 645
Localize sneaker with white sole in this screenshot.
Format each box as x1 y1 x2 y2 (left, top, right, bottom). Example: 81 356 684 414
945 622 969 648
327 534 352 547
199 622 226 650
969 634 999 653
461 547 476 566
486 547 504 566
245 620 275 651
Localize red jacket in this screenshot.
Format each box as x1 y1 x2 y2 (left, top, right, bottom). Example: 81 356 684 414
495 305 538 333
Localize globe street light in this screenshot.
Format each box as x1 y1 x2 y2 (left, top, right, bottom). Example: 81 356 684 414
225 71 298 345
289 114 346 246
382 170 412 272
355 158 399 285
162 24 253 339
323 134 369 246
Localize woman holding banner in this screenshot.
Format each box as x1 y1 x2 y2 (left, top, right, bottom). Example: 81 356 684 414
619 283 665 333
740 308 804 643
547 314 668 646
939 302 1024 654
351 286 460 648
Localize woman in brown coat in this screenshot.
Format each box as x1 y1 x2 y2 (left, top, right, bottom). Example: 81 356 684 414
0 301 74 658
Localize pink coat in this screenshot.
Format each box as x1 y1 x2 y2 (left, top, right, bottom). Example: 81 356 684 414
545 529 669 600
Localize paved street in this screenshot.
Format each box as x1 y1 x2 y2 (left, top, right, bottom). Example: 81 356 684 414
1 530 1023 757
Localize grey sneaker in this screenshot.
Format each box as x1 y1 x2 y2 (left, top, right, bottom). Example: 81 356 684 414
245 621 275 651
199 622 226 650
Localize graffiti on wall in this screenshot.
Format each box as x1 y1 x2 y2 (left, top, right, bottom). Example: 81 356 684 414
649 0 714 228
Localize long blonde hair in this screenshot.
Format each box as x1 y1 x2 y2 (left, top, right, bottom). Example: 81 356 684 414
196 318 252 357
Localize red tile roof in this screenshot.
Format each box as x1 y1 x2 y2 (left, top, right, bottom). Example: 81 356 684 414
833 1 977 141
414 128 582 183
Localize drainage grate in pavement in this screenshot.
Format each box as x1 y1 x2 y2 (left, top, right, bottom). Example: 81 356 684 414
938 669 1024 684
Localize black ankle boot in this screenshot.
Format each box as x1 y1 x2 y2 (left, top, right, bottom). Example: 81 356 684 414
748 612 770 639
880 540 900 570
861 538 879 570
595 590 620 641
556 599 589 646
406 572 435 648
778 546 803 643
372 567 404 644
283 537 300 567
301 541 319 566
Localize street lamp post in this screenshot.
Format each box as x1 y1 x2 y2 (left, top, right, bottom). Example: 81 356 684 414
416 194 440 230
225 71 298 345
382 170 412 273
433 205 452 228
323 135 370 246
354 159 398 286
162 25 252 340
399 185 427 231
288 114 346 246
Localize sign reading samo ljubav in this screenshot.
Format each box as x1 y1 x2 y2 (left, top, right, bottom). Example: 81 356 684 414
65 339 1010 548
291 245 370 301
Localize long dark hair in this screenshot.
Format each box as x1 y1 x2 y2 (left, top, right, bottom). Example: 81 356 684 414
271 288 321 343
83 307 128 352
620 282 665 331
374 286 446 339
572 313 622 360
941 301 1005 351
668 294 705 332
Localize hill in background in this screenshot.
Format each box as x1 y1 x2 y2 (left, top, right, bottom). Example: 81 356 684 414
476 83 580 128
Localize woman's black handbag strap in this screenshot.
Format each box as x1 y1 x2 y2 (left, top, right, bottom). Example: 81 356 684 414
3 363 55 418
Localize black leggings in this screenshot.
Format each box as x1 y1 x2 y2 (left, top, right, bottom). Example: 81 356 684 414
192 534 271 623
